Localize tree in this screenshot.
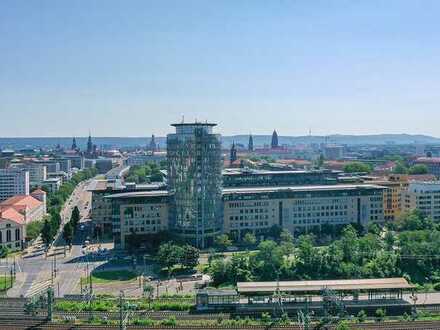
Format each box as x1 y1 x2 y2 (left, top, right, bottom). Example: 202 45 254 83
62 221 73 245
357 310 367 323
41 218 53 246
343 162 372 173
243 232 257 247
71 206 81 229
214 234 232 251
157 242 183 275
254 240 284 281
267 224 282 241
408 164 428 175
181 245 199 269
393 161 408 174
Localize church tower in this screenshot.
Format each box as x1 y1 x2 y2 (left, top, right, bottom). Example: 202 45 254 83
271 130 279 149
72 137 78 150
87 132 93 154
248 134 254 152
230 141 237 165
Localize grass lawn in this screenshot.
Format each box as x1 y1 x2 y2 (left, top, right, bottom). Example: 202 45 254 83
82 270 138 284
0 276 14 291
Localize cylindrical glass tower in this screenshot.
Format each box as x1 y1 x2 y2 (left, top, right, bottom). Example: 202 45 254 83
167 122 223 248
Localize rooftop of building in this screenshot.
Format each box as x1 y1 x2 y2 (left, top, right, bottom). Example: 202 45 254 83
237 278 414 294
222 168 340 176
415 157 440 163
0 194 43 212
0 207 25 225
105 190 169 199
171 122 217 127
222 184 386 195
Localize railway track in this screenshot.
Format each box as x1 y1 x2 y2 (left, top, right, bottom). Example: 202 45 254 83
0 319 439 330
51 310 230 320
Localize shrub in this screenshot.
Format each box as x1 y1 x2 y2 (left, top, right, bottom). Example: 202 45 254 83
375 308 386 322
433 282 440 291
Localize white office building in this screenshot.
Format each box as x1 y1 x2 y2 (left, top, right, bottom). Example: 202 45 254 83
403 181 440 221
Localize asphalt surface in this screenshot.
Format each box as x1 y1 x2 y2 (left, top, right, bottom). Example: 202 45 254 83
7 180 106 298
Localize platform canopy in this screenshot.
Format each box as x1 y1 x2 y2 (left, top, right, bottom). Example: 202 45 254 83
237 278 414 294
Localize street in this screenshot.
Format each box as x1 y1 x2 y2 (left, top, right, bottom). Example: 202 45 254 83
7 179 105 298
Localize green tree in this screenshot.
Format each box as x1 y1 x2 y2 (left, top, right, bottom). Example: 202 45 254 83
343 162 372 173
41 218 53 246
243 232 257 247
267 224 282 241
357 310 367 323
214 234 232 251
71 206 81 230
408 164 428 175
254 240 284 281
157 243 183 274
181 245 199 269
393 161 408 174
62 221 73 245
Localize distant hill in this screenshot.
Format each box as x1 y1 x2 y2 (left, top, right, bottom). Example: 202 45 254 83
1 134 440 150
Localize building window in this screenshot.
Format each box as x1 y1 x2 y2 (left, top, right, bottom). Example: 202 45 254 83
6 230 11 243
15 229 20 241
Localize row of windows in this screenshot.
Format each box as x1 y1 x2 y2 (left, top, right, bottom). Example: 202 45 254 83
294 205 348 211
228 201 270 208
125 220 161 226
230 221 270 228
0 229 20 243
293 211 348 218
229 215 270 221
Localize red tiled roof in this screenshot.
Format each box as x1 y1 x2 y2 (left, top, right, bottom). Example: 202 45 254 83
0 195 42 211
0 207 25 225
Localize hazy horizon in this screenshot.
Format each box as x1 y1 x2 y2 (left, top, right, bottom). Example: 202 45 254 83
2 1 440 137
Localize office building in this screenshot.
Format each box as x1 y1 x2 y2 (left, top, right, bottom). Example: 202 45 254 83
124 152 166 166
57 158 72 173
11 163 47 187
95 158 113 174
413 157 440 177
42 178 62 193
323 144 344 160
403 181 440 221
223 184 385 239
222 169 339 188
0 168 29 201
167 122 223 248
106 191 169 249
63 155 84 169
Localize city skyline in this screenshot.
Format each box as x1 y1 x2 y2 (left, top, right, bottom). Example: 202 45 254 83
2 1 440 137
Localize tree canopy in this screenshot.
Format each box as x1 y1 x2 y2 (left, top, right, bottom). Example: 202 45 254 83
343 162 372 173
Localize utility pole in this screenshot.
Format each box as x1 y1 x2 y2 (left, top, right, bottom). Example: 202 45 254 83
47 287 54 322
119 291 125 330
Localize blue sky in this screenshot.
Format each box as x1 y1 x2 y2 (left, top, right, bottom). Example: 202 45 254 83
1 1 440 137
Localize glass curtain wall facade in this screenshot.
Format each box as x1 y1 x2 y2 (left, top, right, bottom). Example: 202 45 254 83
167 123 223 248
